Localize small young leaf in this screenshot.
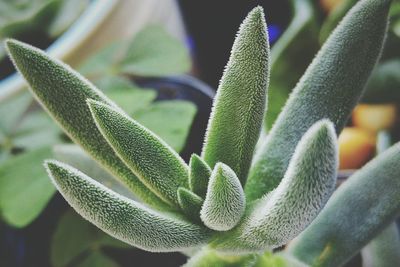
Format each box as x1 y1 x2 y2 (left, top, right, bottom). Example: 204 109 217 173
177 187 203 223
288 142 400 267
88 100 189 207
200 163 245 231
0 146 56 227
361 223 400 267
5 39 166 209
45 160 211 252
120 25 191 77
201 7 270 185
183 248 257 267
189 154 212 198
239 120 337 251
246 0 392 201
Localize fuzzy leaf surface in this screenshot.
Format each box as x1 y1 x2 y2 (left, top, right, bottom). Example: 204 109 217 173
288 142 400 267
200 163 245 231
5 40 166 208
189 154 212 198
201 7 270 185
246 0 391 201
45 160 211 252
177 187 203 223
88 100 189 206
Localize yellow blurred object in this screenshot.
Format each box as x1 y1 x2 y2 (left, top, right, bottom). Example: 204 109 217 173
352 104 397 133
320 0 343 12
338 127 376 170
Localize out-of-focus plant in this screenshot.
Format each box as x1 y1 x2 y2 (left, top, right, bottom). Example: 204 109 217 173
5 1 400 266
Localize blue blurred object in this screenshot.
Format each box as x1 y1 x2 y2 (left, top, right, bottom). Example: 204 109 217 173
268 24 282 43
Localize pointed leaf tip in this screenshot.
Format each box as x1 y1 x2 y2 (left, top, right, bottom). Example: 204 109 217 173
44 160 210 252
87 99 189 207
201 6 270 185
200 163 245 231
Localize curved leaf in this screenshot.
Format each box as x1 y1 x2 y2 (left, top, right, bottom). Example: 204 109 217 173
201 6 270 185
246 0 391 201
88 99 189 207
5 40 166 209
177 187 203 223
45 160 210 252
189 154 212 198
288 142 400 267
200 163 245 231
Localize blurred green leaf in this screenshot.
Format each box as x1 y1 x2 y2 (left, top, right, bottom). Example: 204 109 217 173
77 251 119 267
51 210 129 267
0 91 32 133
13 111 61 149
0 146 55 227
48 0 89 37
120 25 191 77
134 100 196 152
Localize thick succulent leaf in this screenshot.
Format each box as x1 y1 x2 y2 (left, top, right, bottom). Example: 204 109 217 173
120 25 191 77
51 210 128 267
213 120 337 252
5 39 166 209
88 100 189 206
288 142 400 267
134 101 197 152
200 163 245 231
45 160 210 252
0 146 56 227
189 154 212 198
265 0 319 130
246 0 391 201
319 0 358 43
241 120 337 250
177 187 203 223
201 7 270 185
361 223 400 267
53 144 136 200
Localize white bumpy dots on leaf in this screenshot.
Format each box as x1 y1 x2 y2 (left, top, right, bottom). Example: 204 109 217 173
201 6 270 185
177 187 203 223
200 163 245 231
288 142 400 267
240 120 337 250
45 160 210 252
87 99 189 207
246 0 392 201
189 154 212 198
5 40 166 209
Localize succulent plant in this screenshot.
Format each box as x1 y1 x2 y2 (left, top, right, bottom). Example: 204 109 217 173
5 0 400 266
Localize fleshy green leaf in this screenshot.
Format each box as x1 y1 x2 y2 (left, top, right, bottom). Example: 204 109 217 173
134 100 197 152
246 0 391 201
76 251 119 267
200 163 245 231
51 210 128 267
5 39 166 209
0 146 56 227
45 160 211 252
288 142 400 267
361 223 400 267
183 248 257 267
177 187 203 223
88 99 189 207
53 144 136 200
189 154 212 198
120 25 191 77
265 0 319 130
201 7 269 185
238 120 337 251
